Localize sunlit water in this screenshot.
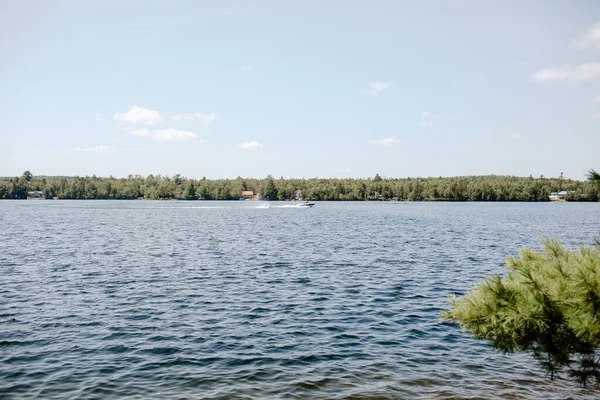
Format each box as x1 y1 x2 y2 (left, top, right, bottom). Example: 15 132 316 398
1 201 599 399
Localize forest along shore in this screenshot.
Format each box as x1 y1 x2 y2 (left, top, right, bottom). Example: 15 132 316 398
1 172 598 202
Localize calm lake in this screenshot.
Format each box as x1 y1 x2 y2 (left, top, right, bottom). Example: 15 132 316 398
1 201 599 399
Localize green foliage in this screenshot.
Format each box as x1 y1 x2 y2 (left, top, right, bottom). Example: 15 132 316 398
0 171 598 201
21 170 33 182
184 181 197 200
442 240 600 386
262 175 278 200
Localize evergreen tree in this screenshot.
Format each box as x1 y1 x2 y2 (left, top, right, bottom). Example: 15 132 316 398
22 170 33 182
442 239 600 387
185 181 197 200
263 175 278 200
589 169 600 184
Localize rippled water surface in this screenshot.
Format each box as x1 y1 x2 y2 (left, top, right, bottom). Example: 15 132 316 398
1 201 599 399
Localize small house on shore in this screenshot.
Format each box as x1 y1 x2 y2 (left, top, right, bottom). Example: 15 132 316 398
27 191 45 200
367 192 384 201
241 190 255 200
549 191 572 201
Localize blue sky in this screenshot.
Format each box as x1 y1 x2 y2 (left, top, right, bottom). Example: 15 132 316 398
1 1 599 180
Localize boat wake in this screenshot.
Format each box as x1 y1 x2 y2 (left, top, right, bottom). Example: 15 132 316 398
146 202 312 210
271 204 312 208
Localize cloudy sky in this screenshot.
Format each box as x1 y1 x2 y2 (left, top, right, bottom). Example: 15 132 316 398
1 0 599 179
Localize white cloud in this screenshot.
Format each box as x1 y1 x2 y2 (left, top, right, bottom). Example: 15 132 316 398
240 65 253 71
131 128 152 137
173 112 222 124
128 127 202 142
448 114 464 121
152 128 197 142
419 111 440 128
94 113 107 121
593 95 600 103
361 81 393 95
593 112 600 121
505 133 522 140
531 63 600 83
172 114 193 122
238 141 262 150
114 106 163 125
74 146 115 154
368 138 401 147
572 21 600 49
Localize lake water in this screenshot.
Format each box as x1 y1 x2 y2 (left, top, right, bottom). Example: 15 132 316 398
1 201 599 399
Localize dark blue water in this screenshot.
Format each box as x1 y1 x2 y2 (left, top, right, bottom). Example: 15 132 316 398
1 201 599 399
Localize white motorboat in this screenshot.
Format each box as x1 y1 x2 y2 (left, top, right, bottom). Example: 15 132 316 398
297 200 315 207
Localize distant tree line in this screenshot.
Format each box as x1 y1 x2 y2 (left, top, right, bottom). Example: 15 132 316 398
0 171 598 201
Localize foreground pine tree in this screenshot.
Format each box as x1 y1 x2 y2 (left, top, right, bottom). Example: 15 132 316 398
442 239 600 386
